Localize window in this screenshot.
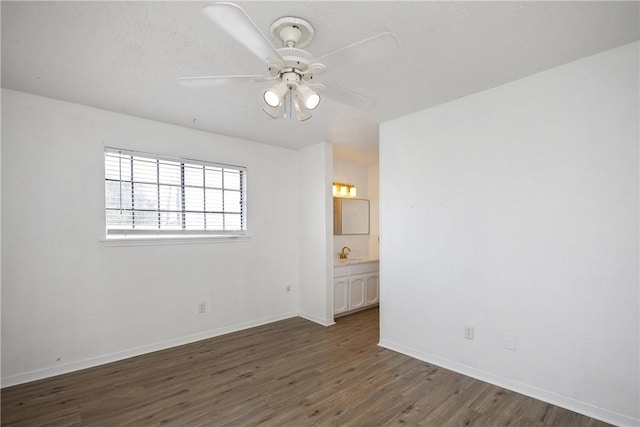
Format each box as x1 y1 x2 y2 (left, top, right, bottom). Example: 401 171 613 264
105 148 246 237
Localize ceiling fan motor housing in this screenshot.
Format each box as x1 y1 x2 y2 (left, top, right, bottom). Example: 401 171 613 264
270 17 324 84
279 48 311 70
276 48 325 85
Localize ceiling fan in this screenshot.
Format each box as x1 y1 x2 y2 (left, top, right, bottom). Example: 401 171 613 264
179 2 399 121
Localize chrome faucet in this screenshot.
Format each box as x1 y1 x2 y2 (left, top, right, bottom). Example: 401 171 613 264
339 246 351 259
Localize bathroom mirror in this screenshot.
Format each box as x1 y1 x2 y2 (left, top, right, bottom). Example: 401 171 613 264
333 198 369 235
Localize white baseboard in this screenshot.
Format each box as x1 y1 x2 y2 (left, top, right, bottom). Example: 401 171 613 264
2 311 298 388
298 311 335 327
378 339 639 427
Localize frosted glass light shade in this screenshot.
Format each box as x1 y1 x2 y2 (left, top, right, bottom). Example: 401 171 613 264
263 103 283 118
293 96 312 121
297 84 320 110
264 91 280 107
263 82 288 107
305 93 320 109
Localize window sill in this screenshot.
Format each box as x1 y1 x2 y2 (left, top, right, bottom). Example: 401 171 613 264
100 235 251 247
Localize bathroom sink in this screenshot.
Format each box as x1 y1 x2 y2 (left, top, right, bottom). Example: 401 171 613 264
335 258 363 265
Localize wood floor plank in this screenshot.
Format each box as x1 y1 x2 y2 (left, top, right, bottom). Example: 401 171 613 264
1 308 612 426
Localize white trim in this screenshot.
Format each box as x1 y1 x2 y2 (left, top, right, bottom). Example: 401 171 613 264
2 312 297 389
105 146 247 172
101 235 251 247
298 312 335 327
106 229 246 236
378 339 639 427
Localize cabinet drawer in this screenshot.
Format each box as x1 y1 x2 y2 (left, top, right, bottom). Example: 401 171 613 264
333 265 349 278
349 262 379 275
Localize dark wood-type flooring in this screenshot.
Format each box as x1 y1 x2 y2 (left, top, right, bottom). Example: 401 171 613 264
2 308 611 426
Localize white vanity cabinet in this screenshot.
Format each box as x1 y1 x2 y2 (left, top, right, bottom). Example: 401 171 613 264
333 274 349 314
365 274 379 305
333 261 379 316
348 276 366 310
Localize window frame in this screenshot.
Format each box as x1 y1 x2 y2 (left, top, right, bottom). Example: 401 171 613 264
104 147 247 239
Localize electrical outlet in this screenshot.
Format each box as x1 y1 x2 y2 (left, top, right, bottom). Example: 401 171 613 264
198 302 206 314
503 333 517 351
464 326 474 340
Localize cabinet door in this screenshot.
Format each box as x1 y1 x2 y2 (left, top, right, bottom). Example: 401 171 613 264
349 275 366 310
334 278 349 314
365 274 379 305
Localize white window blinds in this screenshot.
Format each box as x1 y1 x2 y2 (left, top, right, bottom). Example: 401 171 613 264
105 148 247 236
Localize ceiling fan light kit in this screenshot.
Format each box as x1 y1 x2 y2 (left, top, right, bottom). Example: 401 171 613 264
297 84 321 110
262 16 322 121
180 2 399 122
294 96 312 121
263 81 288 107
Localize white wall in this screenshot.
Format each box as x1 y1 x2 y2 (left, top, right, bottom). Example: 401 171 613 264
298 143 334 326
367 165 380 259
333 159 379 259
379 42 639 426
1 89 302 386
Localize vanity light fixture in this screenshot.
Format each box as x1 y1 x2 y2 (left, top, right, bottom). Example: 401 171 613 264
333 182 357 198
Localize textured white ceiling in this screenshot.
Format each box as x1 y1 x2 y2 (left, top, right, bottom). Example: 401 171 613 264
2 1 638 165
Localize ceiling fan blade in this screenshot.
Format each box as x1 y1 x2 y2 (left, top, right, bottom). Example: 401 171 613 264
202 3 284 65
178 75 271 87
315 82 376 111
310 32 399 68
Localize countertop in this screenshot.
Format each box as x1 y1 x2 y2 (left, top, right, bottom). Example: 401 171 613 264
333 257 379 266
